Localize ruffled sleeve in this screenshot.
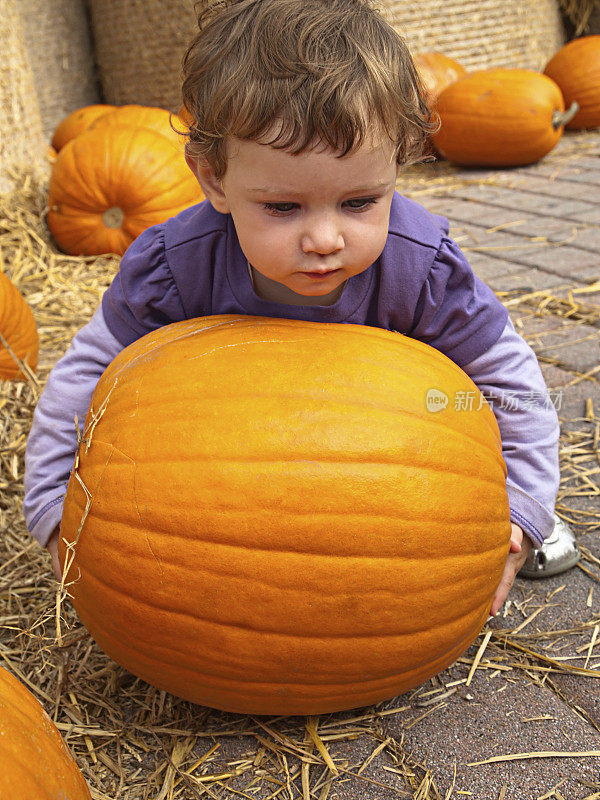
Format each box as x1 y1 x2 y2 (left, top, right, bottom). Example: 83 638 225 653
409 237 508 367
102 223 187 347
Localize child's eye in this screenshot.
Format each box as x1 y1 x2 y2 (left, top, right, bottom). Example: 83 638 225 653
344 197 377 211
263 202 297 215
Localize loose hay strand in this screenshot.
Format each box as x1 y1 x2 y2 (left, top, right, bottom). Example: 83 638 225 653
468 750 600 767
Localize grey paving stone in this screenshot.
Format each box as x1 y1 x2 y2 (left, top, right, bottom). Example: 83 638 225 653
446 184 597 221
429 199 589 247
498 173 597 201
467 254 526 287
528 162 600 186
566 224 600 251
576 208 600 225
461 212 574 242
486 245 599 282
488 268 574 294
516 316 600 375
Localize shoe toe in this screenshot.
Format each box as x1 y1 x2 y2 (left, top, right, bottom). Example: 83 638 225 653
518 516 581 579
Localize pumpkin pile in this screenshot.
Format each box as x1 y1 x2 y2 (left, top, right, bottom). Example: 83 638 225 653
0 666 91 799
417 35 600 168
59 315 511 716
0 271 38 380
47 104 204 257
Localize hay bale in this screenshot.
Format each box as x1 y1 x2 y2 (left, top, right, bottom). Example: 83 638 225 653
382 0 566 70
19 0 100 141
88 0 197 110
0 0 46 194
87 0 565 111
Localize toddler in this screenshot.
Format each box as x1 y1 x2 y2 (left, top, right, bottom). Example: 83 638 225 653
24 0 579 614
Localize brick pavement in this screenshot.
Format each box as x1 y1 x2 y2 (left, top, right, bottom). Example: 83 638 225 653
378 130 600 799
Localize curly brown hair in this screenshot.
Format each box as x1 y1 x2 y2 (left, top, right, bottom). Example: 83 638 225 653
181 0 434 179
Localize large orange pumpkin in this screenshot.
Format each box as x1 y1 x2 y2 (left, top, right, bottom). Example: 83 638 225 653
0 271 38 380
0 667 91 799
60 316 511 716
47 125 204 256
51 104 117 152
432 69 578 167
544 36 600 130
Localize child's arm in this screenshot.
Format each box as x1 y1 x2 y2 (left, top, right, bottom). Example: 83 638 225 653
461 316 559 613
23 306 124 574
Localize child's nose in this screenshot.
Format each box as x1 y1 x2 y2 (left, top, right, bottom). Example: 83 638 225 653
301 216 344 255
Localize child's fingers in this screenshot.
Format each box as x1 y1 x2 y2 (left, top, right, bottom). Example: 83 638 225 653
509 522 524 554
490 547 529 615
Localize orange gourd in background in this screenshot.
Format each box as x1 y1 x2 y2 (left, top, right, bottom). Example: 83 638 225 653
0 271 38 380
0 667 91 799
60 315 511 716
432 69 578 167
413 52 467 107
47 124 203 256
89 104 189 149
51 104 117 152
178 104 194 128
544 35 600 130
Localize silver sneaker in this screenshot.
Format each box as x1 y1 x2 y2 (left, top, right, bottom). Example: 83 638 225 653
518 514 581 579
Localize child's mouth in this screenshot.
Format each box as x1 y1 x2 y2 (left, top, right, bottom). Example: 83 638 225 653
302 269 340 280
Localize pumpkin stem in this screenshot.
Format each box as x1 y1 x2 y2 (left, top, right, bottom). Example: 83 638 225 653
102 206 125 229
552 102 579 130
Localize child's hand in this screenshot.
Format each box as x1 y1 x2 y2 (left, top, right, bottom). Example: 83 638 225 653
490 523 532 617
46 526 62 580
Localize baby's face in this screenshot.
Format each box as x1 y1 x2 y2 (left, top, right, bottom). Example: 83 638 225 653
191 134 400 302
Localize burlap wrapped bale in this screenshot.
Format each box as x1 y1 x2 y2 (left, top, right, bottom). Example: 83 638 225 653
0 0 46 193
382 0 565 70
88 0 565 111
19 0 100 141
88 0 197 110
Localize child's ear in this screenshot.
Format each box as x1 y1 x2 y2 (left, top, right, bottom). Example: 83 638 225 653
185 149 230 213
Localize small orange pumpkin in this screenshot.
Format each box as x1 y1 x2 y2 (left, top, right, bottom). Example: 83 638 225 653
47 125 204 256
60 315 510 716
51 104 117 152
544 35 600 129
432 69 578 167
90 104 189 150
413 52 467 107
0 667 91 799
0 271 38 380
